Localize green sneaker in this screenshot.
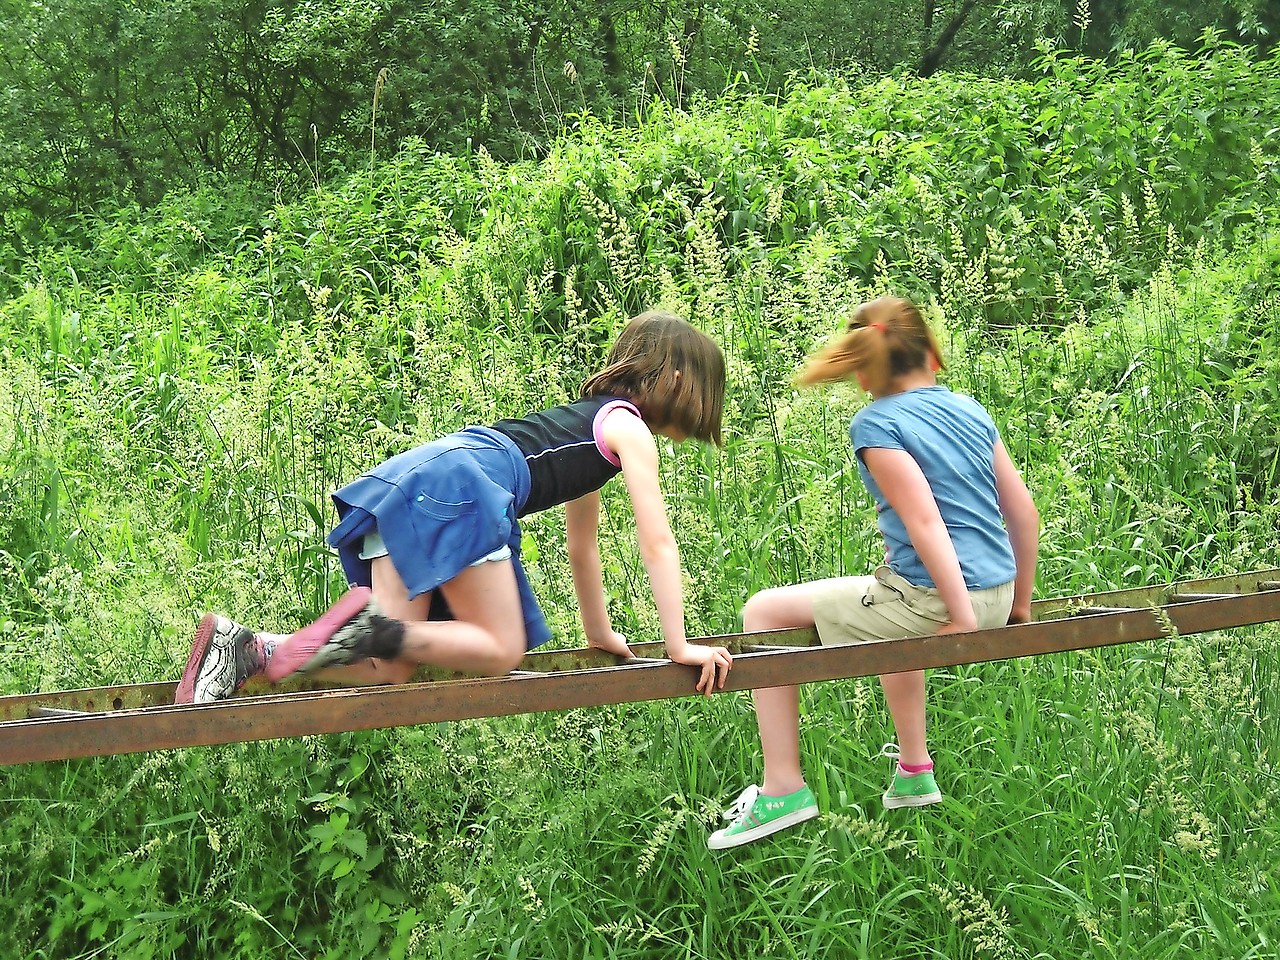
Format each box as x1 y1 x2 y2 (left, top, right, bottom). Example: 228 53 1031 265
707 784 819 850
880 744 943 809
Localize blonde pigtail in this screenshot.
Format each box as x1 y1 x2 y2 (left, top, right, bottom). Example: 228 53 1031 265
796 296 942 392
795 324 890 392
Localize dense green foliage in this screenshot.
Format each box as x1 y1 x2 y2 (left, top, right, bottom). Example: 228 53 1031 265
1 0 1277 250
1 39 1278 960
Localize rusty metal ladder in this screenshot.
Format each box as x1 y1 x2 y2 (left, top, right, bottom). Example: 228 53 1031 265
2 568 1277 766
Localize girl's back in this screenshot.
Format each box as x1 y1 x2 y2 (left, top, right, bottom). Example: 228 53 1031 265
851 384 1014 589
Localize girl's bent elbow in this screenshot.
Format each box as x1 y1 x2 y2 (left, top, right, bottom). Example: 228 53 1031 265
1025 500 1041 528
566 544 596 567
639 537 679 565
1004 492 1038 527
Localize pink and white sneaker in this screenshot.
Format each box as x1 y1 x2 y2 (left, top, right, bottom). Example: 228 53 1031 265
263 587 380 682
175 614 265 704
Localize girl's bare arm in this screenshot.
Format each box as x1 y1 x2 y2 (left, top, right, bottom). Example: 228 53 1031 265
601 408 731 693
992 438 1039 623
565 490 632 656
861 446 978 631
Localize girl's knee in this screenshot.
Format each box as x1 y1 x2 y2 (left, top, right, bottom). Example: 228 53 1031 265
743 583 821 633
454 621 524 675
489 633 526 674
742 589 783 632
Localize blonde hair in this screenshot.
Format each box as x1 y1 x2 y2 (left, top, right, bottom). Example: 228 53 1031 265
796 296 945 395
580 311 725 445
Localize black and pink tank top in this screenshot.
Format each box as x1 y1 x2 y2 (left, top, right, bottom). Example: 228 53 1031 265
491 396 641 516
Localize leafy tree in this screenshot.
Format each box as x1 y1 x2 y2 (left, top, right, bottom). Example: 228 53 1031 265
0 0 1275 261
1086 0 1277 57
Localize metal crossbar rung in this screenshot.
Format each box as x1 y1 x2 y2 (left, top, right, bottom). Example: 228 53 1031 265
1169 592 1241 602
513 658 664 676
1072 605 1143 615
743 644 815 653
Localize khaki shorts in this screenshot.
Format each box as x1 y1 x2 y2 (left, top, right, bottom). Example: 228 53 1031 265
811 565 1013 646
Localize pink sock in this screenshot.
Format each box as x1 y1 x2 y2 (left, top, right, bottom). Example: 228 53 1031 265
898 760 934 775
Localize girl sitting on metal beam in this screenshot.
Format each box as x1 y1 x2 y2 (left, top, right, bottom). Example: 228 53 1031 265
709 295 1039 850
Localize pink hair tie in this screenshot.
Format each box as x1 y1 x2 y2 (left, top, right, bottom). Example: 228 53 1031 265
865 322 886 333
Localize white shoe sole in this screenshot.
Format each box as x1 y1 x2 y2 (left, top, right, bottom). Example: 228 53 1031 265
882 791 942 809
707 806 820 850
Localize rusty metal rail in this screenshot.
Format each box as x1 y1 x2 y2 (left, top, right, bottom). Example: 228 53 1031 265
1 568 1277 766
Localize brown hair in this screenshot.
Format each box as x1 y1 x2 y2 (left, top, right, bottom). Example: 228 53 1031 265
580 310 725 445
795 296 945 395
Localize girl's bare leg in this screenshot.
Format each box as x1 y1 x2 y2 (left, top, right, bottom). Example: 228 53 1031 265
878 670 929 766
744 576 932 793
752 685 804 796
741 581 841 796
310 553 527 685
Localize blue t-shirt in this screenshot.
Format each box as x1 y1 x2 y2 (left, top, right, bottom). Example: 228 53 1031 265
852 385 1015 589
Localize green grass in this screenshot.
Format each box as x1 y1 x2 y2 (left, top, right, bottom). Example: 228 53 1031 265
1 48 1278 959
3 636 1275 958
